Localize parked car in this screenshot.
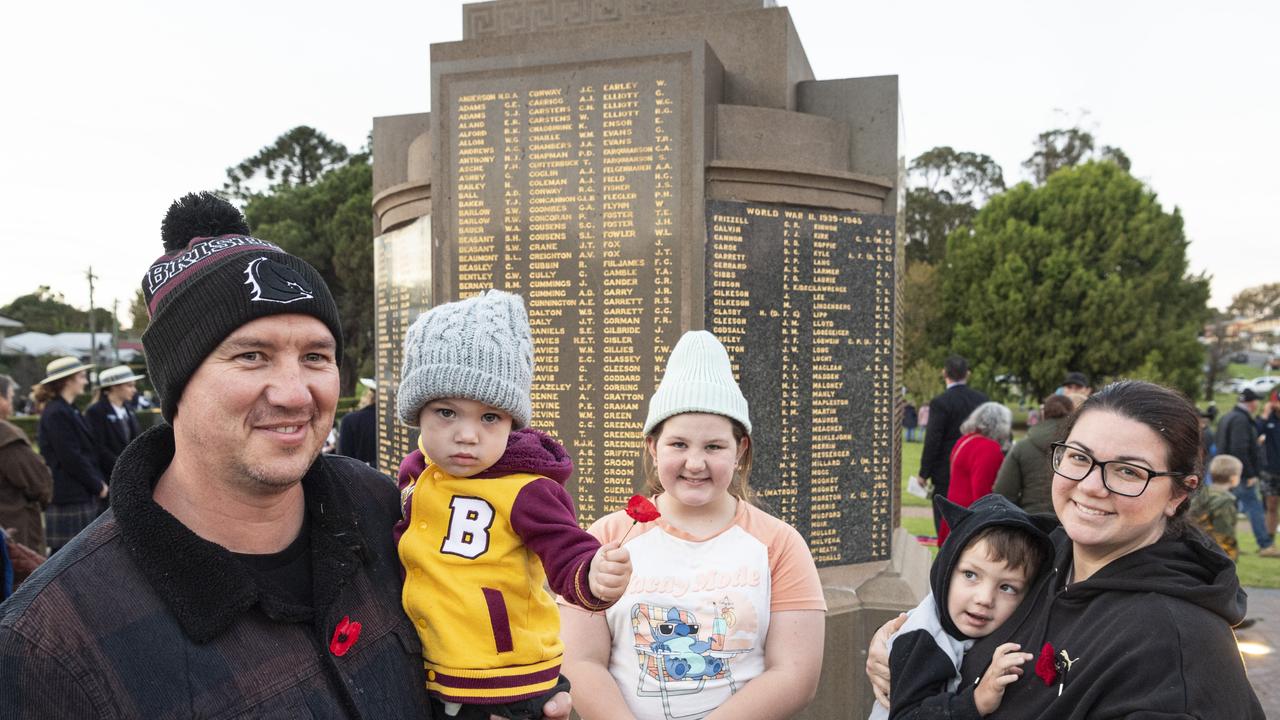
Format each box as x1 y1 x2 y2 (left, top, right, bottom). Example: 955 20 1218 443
1246 376 1280 394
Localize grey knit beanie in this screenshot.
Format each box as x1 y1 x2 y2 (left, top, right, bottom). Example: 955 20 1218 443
397 289 534 429
643 330 751 436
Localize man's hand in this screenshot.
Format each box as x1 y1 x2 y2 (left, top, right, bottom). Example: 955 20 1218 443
866 612 907 708
974 643 1032 716
588 541 632 602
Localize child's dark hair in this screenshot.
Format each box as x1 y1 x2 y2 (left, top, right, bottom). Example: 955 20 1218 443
969 525 1049 581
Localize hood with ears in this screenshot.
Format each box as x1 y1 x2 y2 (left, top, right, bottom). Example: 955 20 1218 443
930 494 1057 640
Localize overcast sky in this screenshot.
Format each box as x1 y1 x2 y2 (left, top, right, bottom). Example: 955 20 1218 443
1 0 1274 327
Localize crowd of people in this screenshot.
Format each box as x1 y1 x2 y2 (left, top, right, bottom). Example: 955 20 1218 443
0 190 1267 717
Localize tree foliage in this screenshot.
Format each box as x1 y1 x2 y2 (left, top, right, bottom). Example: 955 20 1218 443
1023 127 1130 185
224 126 351 202
901 261 943 373
128 288 149 335
0 286 115 335
941 161 1210 399
1202 310 1243 401
904 147 1005 265
1229 283 1280 320
242 148 374 393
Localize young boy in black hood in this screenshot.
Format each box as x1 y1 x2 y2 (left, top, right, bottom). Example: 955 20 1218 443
871 494 1054 719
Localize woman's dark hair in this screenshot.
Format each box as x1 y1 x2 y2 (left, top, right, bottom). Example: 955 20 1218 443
1057 380 1202 535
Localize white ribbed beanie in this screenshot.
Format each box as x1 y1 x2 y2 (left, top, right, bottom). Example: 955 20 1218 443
397 289 534 428
643 330 751 436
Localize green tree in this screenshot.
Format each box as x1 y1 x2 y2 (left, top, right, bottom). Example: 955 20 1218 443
901 261 942 371
904 147 1005 265
1202 310 1242 401
128 288 149 335
243 153 374 393
1229 282 1280 320
224 126 350 202
941 161 1210 399
0 286 114 335
1023 127 1131 185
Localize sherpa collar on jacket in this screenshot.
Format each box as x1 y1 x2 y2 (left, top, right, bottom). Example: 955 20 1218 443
110 424 370 644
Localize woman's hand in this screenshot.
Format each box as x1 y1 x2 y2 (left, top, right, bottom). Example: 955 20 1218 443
866 613 907 708
974 643 1032 716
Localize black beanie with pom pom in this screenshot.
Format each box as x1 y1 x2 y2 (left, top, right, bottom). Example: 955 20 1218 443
140 192 342 422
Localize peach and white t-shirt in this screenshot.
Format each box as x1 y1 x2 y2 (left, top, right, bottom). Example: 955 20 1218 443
565 500 826 720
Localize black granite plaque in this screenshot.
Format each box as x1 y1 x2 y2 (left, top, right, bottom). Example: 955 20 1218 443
436 54 694 524
705 199 895 566
374 218 431 476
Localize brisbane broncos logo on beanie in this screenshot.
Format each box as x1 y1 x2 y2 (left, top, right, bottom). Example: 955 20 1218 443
244 257 315 304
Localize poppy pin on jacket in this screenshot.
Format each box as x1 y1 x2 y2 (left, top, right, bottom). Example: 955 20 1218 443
330 615 362 656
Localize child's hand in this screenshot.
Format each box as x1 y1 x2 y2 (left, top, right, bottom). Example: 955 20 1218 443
974 642 1032 716
588 541 632 602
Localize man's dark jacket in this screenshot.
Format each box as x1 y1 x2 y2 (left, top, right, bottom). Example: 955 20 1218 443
919 383 988 488
36 397 107 504
339 404 378 467
1216 405 1261 479
0 425 432 718
83 398 142 479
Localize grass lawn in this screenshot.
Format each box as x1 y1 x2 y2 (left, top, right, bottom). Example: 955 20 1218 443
1235 527 1280 589
900 438 928 508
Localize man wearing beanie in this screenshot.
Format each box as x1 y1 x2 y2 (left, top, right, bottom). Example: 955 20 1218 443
0 194 572 719
394 289 631 719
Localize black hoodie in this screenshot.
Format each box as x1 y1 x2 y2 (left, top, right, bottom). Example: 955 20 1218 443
885 494 1055 720
958 525 1264 718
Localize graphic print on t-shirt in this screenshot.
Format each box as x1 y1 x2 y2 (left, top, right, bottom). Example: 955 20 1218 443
628 591 756 719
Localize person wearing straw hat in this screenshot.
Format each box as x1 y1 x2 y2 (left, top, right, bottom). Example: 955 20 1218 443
84 365 146 480
31 356 108 553
338 377 378 467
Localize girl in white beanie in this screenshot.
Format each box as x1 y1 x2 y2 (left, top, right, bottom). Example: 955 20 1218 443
559 330 828 720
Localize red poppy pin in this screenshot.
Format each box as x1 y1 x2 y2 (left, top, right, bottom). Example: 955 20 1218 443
1035 642 1057 685
619 494 660 543
330 615 362 657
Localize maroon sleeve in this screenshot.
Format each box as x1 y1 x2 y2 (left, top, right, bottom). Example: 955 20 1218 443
510 478 612 611
391 450 427 549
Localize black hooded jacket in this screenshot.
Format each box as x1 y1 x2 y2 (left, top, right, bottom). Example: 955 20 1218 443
958 525 1264 718
886 494 1055 720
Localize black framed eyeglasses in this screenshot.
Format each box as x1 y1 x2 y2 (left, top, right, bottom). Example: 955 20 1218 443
1050 442 1188 498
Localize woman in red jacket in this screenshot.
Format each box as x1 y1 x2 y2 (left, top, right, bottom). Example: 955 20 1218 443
939 401 1012 544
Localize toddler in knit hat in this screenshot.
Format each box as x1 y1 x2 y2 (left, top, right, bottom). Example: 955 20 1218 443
393 289 632 719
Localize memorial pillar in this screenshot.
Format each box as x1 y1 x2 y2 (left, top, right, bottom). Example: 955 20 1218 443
371 3 929 715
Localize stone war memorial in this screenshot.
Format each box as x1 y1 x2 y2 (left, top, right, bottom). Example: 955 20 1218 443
370 1 929 715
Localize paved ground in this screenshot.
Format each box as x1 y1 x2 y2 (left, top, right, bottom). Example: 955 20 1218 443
1239 588 1280 714
901 505 1279 714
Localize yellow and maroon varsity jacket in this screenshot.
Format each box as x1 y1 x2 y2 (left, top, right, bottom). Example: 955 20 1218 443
394 428 612 705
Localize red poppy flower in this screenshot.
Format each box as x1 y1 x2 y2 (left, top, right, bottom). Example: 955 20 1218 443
330 615 362 657
626 495 661 523
1035 642 1057 685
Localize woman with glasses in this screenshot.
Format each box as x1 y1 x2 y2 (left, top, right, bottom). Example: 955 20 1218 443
867 380 1263 718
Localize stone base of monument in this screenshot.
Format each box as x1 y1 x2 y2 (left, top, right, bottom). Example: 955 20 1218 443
797 527 931 720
